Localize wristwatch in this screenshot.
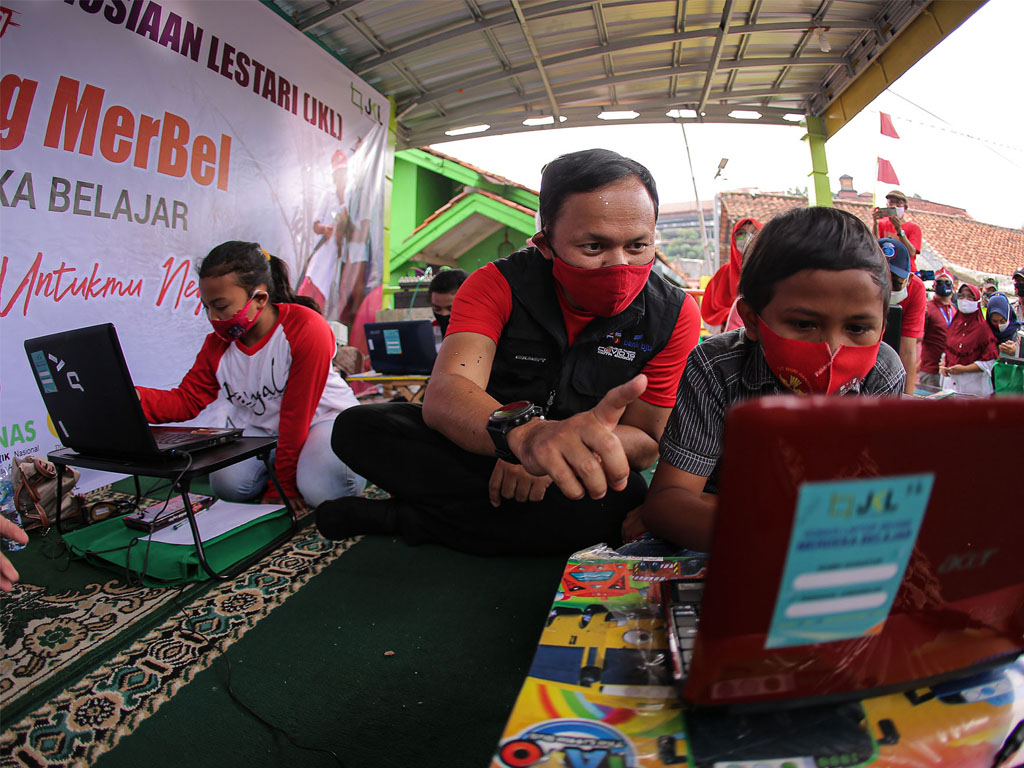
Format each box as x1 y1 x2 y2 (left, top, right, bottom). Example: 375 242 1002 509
487 400 544 463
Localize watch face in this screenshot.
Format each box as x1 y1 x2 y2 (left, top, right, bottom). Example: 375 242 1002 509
492 401 534 421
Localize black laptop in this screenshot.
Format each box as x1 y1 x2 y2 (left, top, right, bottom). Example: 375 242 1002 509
364 320 439 375
24 323 241 459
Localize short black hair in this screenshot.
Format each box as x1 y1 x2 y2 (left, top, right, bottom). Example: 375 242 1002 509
429 268 467 295
538 148 658 232
737 207 890 314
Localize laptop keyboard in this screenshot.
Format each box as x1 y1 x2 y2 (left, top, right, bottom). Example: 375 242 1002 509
156 432 202 445
663 580 705 682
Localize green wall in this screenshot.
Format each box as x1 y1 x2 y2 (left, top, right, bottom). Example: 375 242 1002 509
388 150 538 281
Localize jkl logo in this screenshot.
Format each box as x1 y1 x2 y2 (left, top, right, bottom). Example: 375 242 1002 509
0 6 20 39
828 489 898 519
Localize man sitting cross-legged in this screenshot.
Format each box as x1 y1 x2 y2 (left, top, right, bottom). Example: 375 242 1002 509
315 149 700 556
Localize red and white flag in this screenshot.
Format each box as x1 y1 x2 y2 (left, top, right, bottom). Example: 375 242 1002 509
877 157 900 185
879 112 900 139
876 112 901 197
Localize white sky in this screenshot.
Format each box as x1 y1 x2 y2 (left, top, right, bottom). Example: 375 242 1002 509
432 0 1024 230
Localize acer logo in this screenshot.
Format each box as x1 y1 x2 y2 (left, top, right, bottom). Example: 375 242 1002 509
937 548 998 574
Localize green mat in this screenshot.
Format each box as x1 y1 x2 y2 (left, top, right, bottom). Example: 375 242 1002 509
89 536 566 768
2 477 569 768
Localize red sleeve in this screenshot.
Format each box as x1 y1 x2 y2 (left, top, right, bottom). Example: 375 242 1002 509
900 276 927 339
137 334 225 423
904 222 922 253
639 293 701 407
270 305 334 498
445 263 512 343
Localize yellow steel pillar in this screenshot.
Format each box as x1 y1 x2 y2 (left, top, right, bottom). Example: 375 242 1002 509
803 115 833 208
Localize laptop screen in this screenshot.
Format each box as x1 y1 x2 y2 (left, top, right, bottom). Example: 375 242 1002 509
682 395 1024 709
364 320 438 374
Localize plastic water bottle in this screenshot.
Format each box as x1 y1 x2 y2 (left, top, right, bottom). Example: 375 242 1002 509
0 463 26 552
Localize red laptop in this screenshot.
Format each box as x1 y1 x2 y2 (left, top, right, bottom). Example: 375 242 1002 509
675 395 1024 709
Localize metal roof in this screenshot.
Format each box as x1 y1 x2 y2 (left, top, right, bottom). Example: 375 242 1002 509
263 0 984 149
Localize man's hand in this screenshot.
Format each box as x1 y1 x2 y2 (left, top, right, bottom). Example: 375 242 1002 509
488 460 553 507
508 374 648 501
1 518 29 592
621 505 647 542
888 215 902 233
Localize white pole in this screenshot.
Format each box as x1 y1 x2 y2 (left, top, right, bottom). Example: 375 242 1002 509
680 121 712 275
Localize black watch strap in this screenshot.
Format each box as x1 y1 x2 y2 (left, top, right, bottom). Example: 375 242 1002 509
487 401 544 463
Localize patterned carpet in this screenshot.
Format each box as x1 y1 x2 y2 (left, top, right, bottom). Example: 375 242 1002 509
0 490 360 767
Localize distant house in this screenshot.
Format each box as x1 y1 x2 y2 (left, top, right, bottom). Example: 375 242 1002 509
718 178 1024 289
389 148 538 280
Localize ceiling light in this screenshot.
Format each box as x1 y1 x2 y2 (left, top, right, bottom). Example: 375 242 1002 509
729 110 762 120
666 108 697 119
522 115 567 126
444 124 490 136
817 27 831 53
598 110 639 120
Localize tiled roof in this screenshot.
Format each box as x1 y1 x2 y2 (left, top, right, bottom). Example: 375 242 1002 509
418 147 538 195
406 188 535 239
719 191 1024 281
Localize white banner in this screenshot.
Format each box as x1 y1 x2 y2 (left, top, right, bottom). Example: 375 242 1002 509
0 0 389 470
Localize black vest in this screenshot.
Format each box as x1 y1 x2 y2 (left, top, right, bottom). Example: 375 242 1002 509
488 247 685 419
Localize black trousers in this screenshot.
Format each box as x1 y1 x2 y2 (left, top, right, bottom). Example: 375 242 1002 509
331 402 646 556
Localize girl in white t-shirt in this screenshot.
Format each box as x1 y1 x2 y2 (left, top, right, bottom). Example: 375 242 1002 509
137 241 365 511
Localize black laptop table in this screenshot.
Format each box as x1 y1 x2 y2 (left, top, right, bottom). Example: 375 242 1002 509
48 437 297 581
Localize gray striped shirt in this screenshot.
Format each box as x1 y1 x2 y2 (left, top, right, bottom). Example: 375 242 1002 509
660 329 905 490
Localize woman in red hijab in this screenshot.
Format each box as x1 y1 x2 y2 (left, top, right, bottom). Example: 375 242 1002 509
700 217 761 332
940 283 998 396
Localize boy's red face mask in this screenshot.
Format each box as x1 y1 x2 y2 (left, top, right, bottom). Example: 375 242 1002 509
756 318 880 395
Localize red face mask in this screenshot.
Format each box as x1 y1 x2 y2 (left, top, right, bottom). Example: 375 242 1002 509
551 255 653 317
756 318 880 395
209 292 266 342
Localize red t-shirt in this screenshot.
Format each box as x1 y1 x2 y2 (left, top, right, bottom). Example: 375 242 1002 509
447 263 700 407
878 219 922 272
898 274 927 339
920 298 957 373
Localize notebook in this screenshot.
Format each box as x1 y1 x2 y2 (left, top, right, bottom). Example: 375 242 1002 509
661 395 1024 710
364 319 439 374
24 323 241 459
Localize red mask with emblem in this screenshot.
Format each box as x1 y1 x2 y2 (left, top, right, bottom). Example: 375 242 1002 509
209 291 266 342
756 318 880 395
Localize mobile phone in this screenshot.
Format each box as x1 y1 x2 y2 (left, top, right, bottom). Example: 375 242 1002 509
876 206 898 217
917 270 935 281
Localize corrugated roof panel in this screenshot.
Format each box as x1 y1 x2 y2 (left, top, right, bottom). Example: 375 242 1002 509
263 0 983 147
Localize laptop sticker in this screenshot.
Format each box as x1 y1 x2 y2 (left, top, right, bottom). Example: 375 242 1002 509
383 328 402 355
30 350 58 393
766 473 934 649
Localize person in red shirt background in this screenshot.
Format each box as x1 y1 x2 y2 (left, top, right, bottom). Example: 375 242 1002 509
700 217 761 333
880 237 925 394
919 267 957 389
873 189 922 273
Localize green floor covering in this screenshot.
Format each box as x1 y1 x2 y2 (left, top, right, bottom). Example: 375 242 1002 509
90 534 568 768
